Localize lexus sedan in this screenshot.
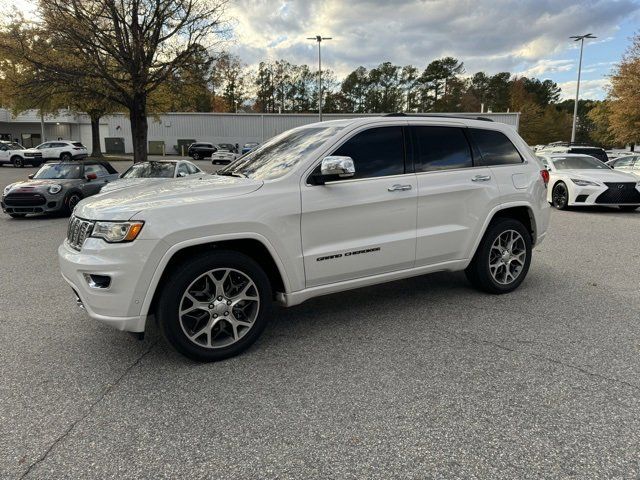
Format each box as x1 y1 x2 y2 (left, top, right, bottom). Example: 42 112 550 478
538 153 640 211
1 160 118 218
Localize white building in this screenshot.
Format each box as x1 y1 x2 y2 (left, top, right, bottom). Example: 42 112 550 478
0 108 520 155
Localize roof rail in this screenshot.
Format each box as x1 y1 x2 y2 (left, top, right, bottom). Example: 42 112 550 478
545 141 597 147
383 112 494 122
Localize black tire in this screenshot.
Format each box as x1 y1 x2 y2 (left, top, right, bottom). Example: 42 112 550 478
192 152 201 160
619 206 638 212
551 181 569 210
465 218 532 294
60 152 72 161
12 156 24 168
63 192 82 215
157 250 273 362
9 213 26 218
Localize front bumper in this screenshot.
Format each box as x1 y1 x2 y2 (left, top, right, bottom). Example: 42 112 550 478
569 183 640 206
1 191 65 215
58 237 160 333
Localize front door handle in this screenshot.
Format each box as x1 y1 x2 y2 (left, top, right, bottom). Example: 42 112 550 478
471 175 491 182
388 184 412 192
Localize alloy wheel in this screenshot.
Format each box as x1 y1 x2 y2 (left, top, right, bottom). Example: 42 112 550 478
68 194 81 210
553 184 567 209
178 268 260 349
488 230 526 285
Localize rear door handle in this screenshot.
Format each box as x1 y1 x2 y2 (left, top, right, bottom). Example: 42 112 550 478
471 175 491 182
388 184 412 192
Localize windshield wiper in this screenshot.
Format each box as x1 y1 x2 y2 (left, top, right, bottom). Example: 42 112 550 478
217 170 246 178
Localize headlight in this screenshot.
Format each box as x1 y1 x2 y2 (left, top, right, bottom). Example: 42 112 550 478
91 221 144 243
3 184 12 196
571 178 600 187
48 184 62 194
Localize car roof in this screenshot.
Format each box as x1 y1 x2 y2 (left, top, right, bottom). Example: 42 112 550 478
297 115 514 131
43 159 117 173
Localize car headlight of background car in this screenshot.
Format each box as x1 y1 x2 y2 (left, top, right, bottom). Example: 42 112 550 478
91 221 144 243
3 184 12 196
571 178 601 187
48 184 62 194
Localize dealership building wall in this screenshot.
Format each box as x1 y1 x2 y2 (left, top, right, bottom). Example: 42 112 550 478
0 109 520 155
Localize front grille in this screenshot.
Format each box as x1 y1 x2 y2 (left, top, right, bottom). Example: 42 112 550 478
596 183 640 204
67 216 95 251
4 193 46 206
24 152 42 158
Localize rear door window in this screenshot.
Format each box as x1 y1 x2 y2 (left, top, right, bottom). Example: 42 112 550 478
328 126 405 180
412 126 472 172
469 129 523 166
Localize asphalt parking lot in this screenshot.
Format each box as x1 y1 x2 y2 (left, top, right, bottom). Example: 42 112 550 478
1 162 639 479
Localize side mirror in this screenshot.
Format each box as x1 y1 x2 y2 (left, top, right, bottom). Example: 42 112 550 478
320 156 355 178
28 173 34 179
85 173 98 181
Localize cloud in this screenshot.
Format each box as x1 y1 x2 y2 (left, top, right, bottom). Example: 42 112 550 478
225 0 637 81
558 78 610 100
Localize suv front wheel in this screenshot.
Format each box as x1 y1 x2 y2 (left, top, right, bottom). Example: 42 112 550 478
157 250 272 362
465 218 532 294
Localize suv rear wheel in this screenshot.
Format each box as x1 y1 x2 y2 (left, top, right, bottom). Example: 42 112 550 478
465 218 532 294
157 250 272 362
60 152 72 161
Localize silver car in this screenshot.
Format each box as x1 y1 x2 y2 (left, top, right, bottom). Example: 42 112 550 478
1 160 119 218
100 160 203 194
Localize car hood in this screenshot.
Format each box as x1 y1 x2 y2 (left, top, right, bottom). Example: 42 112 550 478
75 174 264 220
100 177 167 193
4 178 79 192
556 169 639 183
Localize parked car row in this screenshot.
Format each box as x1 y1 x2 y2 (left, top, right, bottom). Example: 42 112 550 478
1 159 204 217
187 141 259 163
0 139 88 168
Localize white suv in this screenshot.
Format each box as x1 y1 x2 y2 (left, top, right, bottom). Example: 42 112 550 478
26 140 88 161
58 115 550 361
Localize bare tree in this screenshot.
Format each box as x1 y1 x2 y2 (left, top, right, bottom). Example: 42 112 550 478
8 0 227 162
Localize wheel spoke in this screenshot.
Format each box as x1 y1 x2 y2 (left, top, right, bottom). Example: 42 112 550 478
179 267 261 349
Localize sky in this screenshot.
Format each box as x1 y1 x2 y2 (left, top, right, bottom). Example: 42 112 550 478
5 0 639 101
224 0 640 100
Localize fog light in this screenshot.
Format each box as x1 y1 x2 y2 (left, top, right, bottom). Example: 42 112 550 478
84 274 111 289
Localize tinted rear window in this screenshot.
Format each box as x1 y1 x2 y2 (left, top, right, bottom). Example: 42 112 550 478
412 126 472 172
569 148 608 163
72 142 85 148
469 129 523 166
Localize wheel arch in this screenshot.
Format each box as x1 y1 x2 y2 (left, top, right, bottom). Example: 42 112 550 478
143 236 288 319
468 203 538 262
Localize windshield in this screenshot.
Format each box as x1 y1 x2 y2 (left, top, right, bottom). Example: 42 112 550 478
34 163 81 179
121 162 176 178
551 156 609 170
219 126 343 180
5 142 23 150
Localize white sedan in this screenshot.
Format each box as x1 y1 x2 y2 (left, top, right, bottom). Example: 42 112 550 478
537 153 640 211
607 154 640 179
100 160 203 193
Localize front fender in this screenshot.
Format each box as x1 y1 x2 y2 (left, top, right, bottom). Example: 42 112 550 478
138 232 292 317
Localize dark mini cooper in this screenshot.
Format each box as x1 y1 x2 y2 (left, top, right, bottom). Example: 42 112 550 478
1 160 119 218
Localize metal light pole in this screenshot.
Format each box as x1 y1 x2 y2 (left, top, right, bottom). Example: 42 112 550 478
569 33 596 143
307 35 332 121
